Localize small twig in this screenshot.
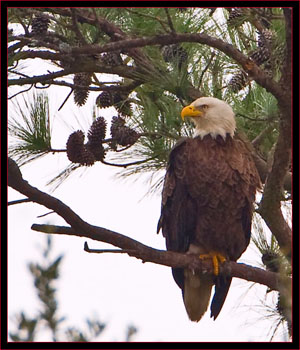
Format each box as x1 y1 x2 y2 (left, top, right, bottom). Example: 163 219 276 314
58 89 73 111
34 82 51 89
114 144 135 153
37 211 55 218
125 9 170 33
8 59 19 71
70 8 87 45
101 156 156 168
236 113 273 122
84 242 136 255
16 13 30 35
197 51 216 90
9 70 31 79
8 198 32 206
164 8 175 33
49 148 67 153
8 85 34 100
8 41 26 55
252 125 275 148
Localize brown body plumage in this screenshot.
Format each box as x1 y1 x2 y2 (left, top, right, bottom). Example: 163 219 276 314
157 97 261 321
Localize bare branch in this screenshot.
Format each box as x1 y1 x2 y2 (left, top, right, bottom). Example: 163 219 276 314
84 242 136 255
8 157 290 294
30 223 288 293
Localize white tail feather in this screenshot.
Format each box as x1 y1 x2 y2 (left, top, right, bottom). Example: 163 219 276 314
183 269 213 322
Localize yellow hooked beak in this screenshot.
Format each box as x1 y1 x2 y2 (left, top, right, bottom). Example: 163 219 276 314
181 105 203 120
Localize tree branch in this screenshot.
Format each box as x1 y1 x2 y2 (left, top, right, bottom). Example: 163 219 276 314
9 32 284 106
29 222 287 293
8 198 32 206
8 58 139 86
257 123 292 259
60 33 284 103
257 11 292 259
8 157 290 294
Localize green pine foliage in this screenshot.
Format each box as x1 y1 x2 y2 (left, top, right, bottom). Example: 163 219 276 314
8 92 52 165
7 7 288 189
7 7 287 186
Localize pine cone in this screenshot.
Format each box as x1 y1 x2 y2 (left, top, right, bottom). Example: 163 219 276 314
110 116 139 147
73 73 91 106
111 91 131 116
273 43 286 69
66 130 85 163
111 115 126 129
77 147 96 166
227 8 244 26
86 142 106 161
96 91 113 108
31 14 50 36
97 91 131 115
66 130 95 166
258 29 273 48
162 44 188 69
85 117 107 161
249 29 274 66
249 47 270 65
115 100 132 117
228 70 248 92
88 117 107 143
262 251 281 273
100 52 123 66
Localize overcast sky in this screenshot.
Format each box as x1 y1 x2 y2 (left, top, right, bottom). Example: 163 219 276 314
7 16 290 342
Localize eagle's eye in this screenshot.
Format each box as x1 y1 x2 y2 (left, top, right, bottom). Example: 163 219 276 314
200 104 209 111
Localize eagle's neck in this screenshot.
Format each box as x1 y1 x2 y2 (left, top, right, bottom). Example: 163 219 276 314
192 113 236 140
193 128 234 140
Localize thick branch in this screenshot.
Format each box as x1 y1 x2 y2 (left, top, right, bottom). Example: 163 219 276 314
30 223 285 292
257 11 292 259
10 32 283 105
63 33 283 103
258 123 292 258
252 151 291 192
8 157 289 293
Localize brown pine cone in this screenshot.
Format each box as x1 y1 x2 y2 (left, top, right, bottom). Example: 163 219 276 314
66 130 95 166
73 73 92 106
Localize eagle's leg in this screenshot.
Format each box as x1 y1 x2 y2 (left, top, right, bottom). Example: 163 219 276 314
199 252 226 275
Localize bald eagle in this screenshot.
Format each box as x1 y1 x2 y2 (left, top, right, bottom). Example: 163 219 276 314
157 97 261 321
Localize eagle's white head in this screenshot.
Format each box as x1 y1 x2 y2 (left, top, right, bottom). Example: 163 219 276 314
181 97 236 139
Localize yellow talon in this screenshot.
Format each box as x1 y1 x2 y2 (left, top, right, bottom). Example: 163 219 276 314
199 252 226 275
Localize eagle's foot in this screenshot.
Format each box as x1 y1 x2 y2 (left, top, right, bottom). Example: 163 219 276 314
199 252 226 276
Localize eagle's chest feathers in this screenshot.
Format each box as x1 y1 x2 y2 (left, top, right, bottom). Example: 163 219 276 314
186 134 233 168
